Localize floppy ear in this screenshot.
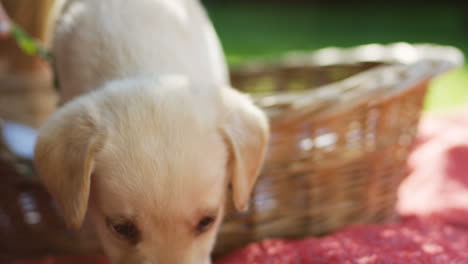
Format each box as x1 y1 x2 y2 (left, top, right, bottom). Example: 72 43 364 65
220 87 269 212
34 99 104 229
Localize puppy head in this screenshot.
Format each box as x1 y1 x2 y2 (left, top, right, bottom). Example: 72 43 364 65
34 78 269 264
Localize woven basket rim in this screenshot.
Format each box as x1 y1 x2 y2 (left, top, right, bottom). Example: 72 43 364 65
233 43 464 70
235 43 464 124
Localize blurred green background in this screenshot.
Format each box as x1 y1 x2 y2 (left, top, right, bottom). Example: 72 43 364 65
202 0 468 112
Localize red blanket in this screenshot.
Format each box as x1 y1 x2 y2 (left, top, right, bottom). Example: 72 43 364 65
9 109 468 263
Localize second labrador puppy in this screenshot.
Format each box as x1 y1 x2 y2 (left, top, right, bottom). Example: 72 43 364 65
34 0 269 264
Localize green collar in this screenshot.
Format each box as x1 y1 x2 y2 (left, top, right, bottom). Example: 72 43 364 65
11 22 52 61
10 23 59 91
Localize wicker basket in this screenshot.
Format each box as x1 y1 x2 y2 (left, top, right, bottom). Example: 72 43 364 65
216 43 464 256
0 43 463 262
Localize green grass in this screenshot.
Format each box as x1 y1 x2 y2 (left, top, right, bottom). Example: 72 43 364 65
425 67 468 111
204 2 468 111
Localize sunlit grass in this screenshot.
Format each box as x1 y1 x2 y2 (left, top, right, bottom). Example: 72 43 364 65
426 66 468 111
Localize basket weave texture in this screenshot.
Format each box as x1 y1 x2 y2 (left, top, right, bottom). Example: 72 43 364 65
216 43 463 256
0 43 464 262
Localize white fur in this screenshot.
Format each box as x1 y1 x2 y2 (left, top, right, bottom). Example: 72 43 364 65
35 1 269 264
52 0 229 103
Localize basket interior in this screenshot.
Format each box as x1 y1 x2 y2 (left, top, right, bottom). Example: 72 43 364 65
232 62 385 95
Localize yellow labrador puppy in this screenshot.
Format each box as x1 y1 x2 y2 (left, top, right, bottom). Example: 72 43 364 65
34 0 269 263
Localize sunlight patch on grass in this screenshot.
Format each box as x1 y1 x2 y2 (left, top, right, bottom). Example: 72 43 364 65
425 66 468 111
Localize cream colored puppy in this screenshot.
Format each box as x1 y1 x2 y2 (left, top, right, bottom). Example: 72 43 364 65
34 1 269 264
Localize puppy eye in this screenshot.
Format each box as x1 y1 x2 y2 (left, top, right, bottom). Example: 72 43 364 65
106 218 140 244
196 216 215 234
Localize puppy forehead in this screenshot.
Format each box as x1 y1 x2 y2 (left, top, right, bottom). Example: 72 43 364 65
94 125 227 217
91 82 228 215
